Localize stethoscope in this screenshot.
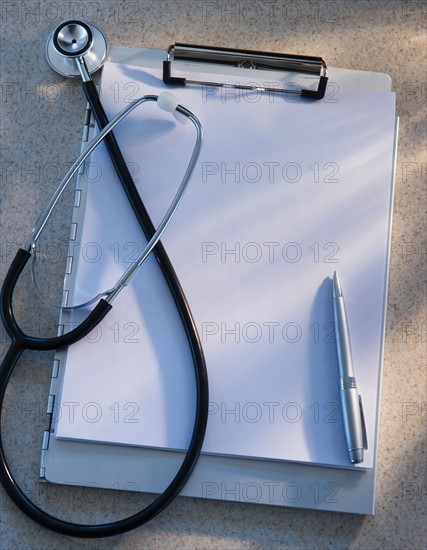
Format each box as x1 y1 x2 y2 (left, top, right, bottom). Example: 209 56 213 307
0 20 209 538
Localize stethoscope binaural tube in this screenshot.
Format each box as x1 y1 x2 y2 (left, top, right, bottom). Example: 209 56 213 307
0 95 209 537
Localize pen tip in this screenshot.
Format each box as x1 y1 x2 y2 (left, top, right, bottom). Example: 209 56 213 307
332 271 342 298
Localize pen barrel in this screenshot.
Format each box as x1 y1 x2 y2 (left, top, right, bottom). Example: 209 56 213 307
334 296 354 378
339 378 364 463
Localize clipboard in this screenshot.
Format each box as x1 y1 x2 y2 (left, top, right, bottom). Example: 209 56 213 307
40 43 398 514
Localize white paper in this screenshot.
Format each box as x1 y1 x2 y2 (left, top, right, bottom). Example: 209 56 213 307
54 62 396 470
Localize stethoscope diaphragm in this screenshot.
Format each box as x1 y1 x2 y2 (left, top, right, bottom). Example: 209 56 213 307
46 19 108 77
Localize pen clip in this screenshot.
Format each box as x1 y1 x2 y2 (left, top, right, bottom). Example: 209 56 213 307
359 394 368 450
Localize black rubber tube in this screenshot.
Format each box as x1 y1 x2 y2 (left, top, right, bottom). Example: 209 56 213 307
81 82 206 396
1 249 112 350
0 83 209 537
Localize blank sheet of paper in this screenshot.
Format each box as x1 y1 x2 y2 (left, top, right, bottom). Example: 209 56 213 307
54 62 396 469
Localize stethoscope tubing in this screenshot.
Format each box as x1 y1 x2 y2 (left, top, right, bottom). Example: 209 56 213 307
0 247 208 538
0 328 208 538
0 35 210 534
0 247 207 537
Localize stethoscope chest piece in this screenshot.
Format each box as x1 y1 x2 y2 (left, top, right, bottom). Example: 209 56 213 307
46 19 108 77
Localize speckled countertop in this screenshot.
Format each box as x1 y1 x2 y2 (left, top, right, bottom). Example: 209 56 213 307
0 1 426 549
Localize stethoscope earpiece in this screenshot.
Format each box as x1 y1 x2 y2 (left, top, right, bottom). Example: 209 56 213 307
157 92 191 125
46 19 108 77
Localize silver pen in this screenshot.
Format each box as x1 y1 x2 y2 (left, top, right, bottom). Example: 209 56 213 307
332 271 367 464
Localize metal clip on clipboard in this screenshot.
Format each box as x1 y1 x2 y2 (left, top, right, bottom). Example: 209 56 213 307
163 43 328 99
